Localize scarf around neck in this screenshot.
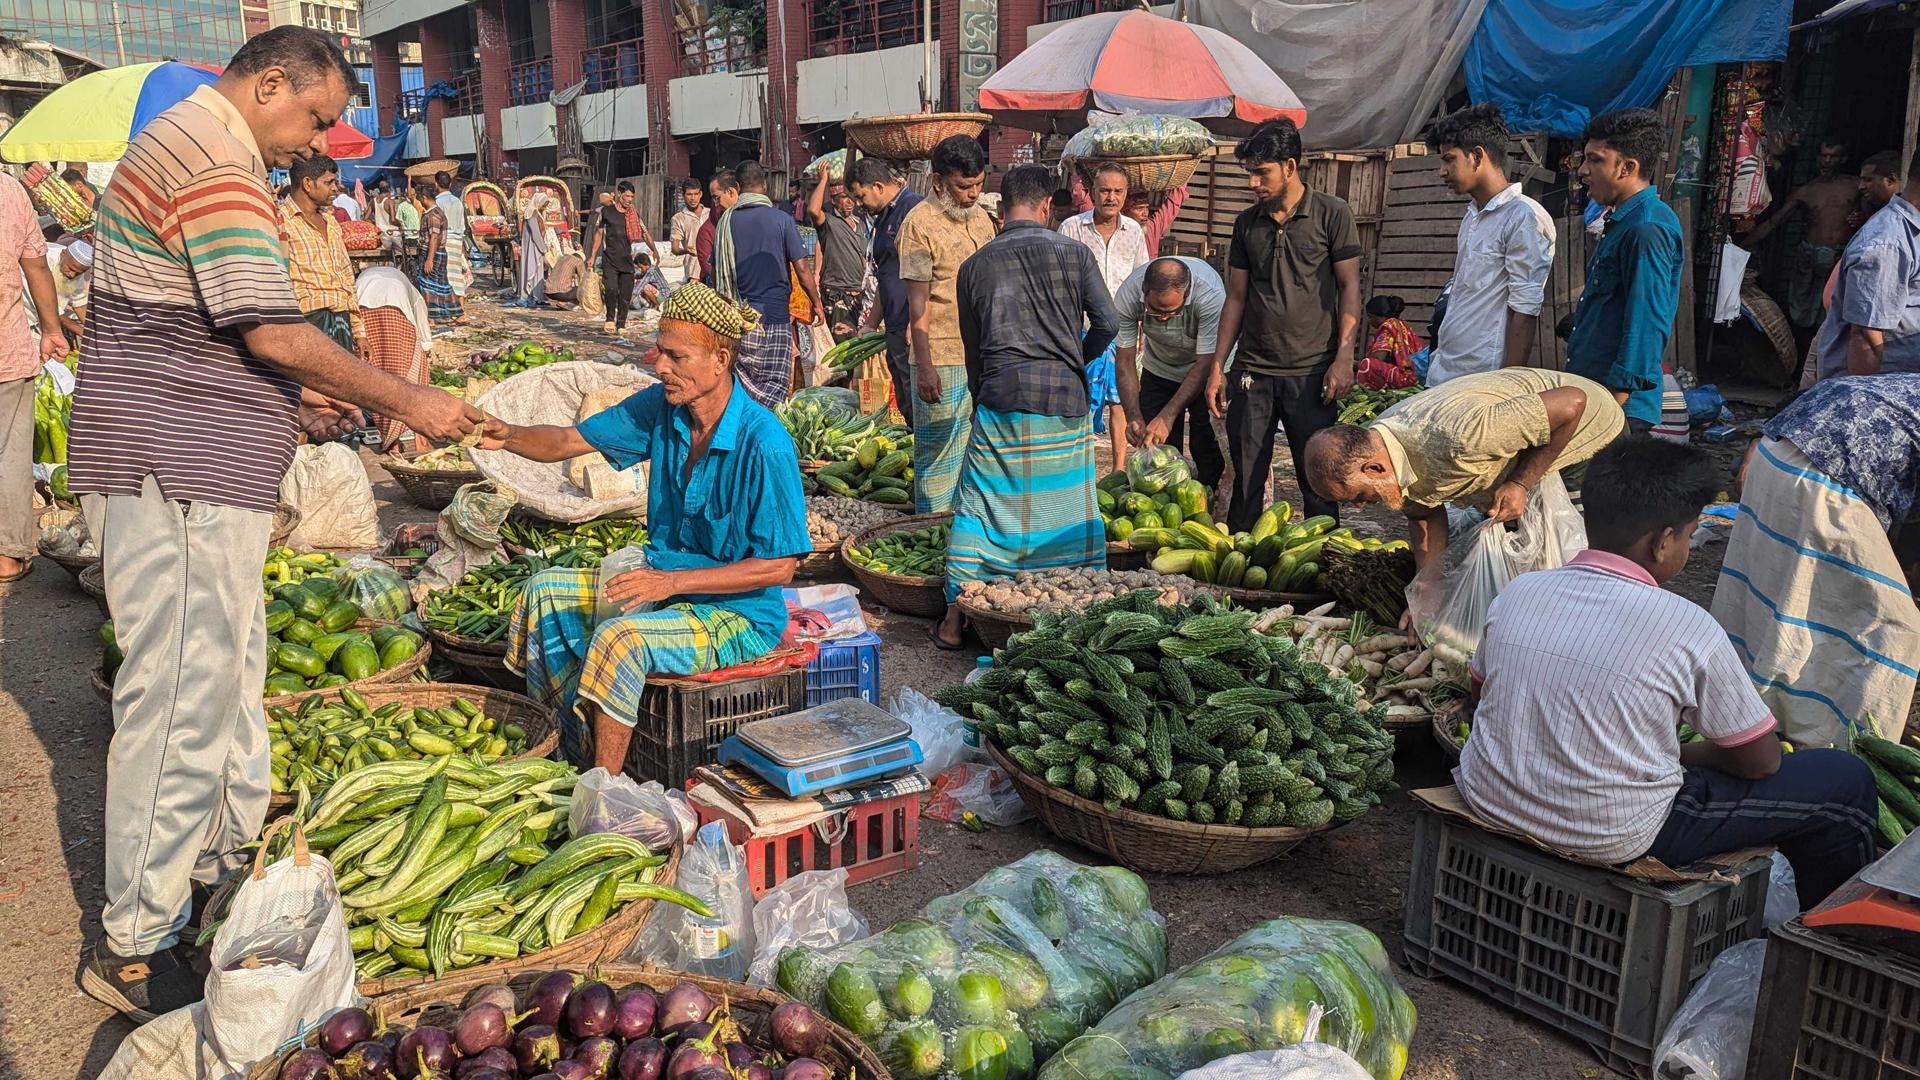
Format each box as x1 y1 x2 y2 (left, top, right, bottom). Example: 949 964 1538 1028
713 192 774 303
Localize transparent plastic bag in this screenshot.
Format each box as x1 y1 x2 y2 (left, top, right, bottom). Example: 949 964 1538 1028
569 767 686 851
1040 917 1416 1080
1125 444 1193 496
331 557 412 622
748 868 870 987
891 686 979 777
1765 852 1799 928
1409 472 1585 659
595 543 654 624
775 851 1168 1079
924 763 1033 826
1652 939 1767 1080
630 821 755 979
789 386 863 426
1177 1044 1374 1080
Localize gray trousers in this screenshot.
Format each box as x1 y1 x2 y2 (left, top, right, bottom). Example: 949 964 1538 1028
83 475 272 956
0 375 33 559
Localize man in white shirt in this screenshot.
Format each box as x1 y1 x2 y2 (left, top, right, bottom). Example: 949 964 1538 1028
1424 104 1555 385
331 191 361 220
1114 256 1228 494
33 238 92 342
669 177 708 284
1060 162 1150 463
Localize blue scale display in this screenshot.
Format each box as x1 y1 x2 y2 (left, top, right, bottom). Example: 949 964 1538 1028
716 698 923 797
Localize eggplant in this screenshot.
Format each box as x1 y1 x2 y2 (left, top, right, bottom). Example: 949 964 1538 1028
574 1036 620 1079
319 1008 377 1057
279 1048 338 1080
616 1037 668 1080
675 1023 713 1046
461 983 519 1015
724 1044 758 1070
742 1065 773 1080
767 1002 826 1059
396 1026 456 1078
682 1069 731 1080
335 1039 396 1080
454 1003 512 1055
654 983 715 1037
455 1047 517 1078
663 1041 726 1080
564 981 616 1039
549 1062 592 1080
611 988 659 1040
377 1026 407 1054
452 1072 506 1080
526 971 580 1028
778 1059 831 1080
513 1024 564 1074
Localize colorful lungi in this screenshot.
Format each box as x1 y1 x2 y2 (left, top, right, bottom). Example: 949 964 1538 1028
945 407 1105 602
360 306 430 448
913 366 971 514
448 242 472 298
1711 437 1920 748
506 567 777 765
303 308 355 353
735 322 794 409
417 248 461 322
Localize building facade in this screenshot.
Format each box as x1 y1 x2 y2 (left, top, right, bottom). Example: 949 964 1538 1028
0 0 248 66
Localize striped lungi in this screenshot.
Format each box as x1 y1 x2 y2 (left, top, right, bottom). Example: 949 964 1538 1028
913 366 971 514
360 306 430 448
506 567 777 766
1711 437 1920 748
945 406 1105 602
417 248 461 322
448 242 472 297
303 308 355 353
735 322 793 409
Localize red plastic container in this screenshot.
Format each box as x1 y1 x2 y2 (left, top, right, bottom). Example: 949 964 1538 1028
691 787 921 899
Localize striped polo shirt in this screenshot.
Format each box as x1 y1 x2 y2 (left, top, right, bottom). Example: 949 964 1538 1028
67 84 307 513
1455 550 1776 864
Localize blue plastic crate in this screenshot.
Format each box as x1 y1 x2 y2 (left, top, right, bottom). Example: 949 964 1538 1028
805 631 881 707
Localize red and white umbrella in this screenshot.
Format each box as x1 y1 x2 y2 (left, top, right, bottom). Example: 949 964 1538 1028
978 10 1307 136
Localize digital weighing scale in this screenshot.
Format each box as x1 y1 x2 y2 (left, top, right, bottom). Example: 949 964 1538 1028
716 698 924 797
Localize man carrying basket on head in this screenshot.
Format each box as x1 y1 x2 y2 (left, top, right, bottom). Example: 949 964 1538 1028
488 283 812 772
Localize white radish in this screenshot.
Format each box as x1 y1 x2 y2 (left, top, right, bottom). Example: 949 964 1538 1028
1331 643 1356 669
1400 648 1434 678
1351 633 1412 655
1306 600 1337 617
1384 705 1427 717
1353 657 1384 678
1386 651 1417 673
1388 676 1443 692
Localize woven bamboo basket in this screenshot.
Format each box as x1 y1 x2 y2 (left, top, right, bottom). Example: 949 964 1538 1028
383 449 482 511
35 537 97 582
92 656 113 704
1218 584 1334 611
954 597 1029 650
78 561 108 617
242 959 888 1079
417 600 524 689
844 111 991 160
839 512 950 618
1431 702 1467 763
1106 541 1150 571
269 502 301 547
261 619 433 710
1079 153 1201 194
795 542 846 579
989 741 1344 874
373 521 441 576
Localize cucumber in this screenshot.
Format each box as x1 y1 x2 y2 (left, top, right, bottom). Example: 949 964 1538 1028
508 833 649 901
826 963 889 1036
274 643 326 679
318 599 361 633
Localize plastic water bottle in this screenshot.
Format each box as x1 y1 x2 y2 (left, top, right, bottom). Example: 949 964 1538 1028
675 822 754 980
963 656 992 684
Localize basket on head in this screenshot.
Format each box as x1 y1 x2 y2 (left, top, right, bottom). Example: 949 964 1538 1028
405 158 460 179
1078 153 1201 194
839 512 951 618
844 112 991 161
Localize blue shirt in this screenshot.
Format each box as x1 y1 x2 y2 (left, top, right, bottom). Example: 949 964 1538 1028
1765 374 1920 529
871 187 925 337
577 380 812 641
1815 195 1920 381
726 203 807 328
1565 187 1682 426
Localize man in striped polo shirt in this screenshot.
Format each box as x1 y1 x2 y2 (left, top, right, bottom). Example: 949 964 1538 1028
1456 437 1875 910
68 27 482 1020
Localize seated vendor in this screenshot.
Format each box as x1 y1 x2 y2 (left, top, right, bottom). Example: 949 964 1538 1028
1455 436 1876 909
485 283 812 771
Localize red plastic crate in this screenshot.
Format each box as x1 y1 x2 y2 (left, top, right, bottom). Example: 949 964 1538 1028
692 787 921 899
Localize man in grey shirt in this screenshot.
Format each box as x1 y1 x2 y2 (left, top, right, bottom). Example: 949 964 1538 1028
1815 146 1920 380
1114 256 1227 492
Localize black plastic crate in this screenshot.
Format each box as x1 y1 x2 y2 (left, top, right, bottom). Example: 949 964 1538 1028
614 667 807 786
1403 806 1770 1076
1749 919 1920 1080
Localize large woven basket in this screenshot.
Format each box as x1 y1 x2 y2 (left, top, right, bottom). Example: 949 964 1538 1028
383 449 481 510
1107 541 1149 571
844 111 991 161
261 619 432 710
269 502 301 547
1078 153 1201 194
241 961 889 1079
1432 703 1466 763
35 537 97 582
989 741 1344 874
78 561 108 617
92 656 113 704
417 600 524 689
839 512 950 618
954 596 1029 650
1219 584 1334 611
795 542 845 579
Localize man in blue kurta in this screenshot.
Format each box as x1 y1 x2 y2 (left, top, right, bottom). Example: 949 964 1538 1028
1565 108 1682 435
493 283 813 771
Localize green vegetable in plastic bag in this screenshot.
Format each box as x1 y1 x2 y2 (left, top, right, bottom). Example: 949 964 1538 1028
1037 918 1417 1080
803 148 849 184
331 558 412 621
1125 445 1192 496
777 851 1167 1079
1062 114 1212 160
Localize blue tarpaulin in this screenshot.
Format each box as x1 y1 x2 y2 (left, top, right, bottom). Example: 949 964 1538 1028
1465 0 1790 137
336 121 415 187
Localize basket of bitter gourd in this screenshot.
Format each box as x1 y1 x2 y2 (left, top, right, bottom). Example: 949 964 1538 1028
841 513 951 617
942 591 1397 874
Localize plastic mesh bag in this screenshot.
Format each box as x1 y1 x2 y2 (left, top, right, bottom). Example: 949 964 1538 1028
802 148 849 183
1063 114 1212 159
1125 444 1193 496
776 851 1168 1079
331 557 412 621
748 868 870 987
1408 472 1585 660
1039 917 1416 1080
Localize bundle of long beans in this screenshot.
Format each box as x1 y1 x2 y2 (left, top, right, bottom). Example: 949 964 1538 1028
499 517 647 566
422 555 552 642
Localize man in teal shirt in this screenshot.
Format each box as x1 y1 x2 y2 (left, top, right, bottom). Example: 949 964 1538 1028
1566 108 1682 434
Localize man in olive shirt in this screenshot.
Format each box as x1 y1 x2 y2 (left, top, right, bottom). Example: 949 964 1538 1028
1214 118 1363 532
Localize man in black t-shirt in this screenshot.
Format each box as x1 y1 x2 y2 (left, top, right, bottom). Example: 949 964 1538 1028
587 182 638 343
807 168 873 342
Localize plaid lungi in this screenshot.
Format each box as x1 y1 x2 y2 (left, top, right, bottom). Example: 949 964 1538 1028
913 366 972 514
361 306 430 448
506 567 777 766
418 248 462 321
945 407 1105 602
735 322 794 409
303 308 355 353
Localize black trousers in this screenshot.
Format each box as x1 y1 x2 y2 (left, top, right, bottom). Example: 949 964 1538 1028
1139 370 1225 491
603 267 634 329
884 328 915 425
1225 365 1339 532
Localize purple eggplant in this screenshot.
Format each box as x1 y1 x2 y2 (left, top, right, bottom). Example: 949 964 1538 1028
724 1044 760 1070
455 1047 517 1078
376 1026 406 1054
778 1059 830 1080
564 981 616 1039
454 1003 512 1055
611 988 658 1040
742 1065 773 1080
513 1024 564 1074
335 1039 396 1080
549 1062 592 1080
663 1041 726 1080
675 1022 713 1046
396 1026 456 1078
319 1008 377 1057
573 1036 620 1078
461 983 519 1015
526 971 580 1028
767 1002 826 1059
654 983 715 1037
279 1048 338 1080
683 1070 731 1080
454 1072 508 1080
616 1037 668 1080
